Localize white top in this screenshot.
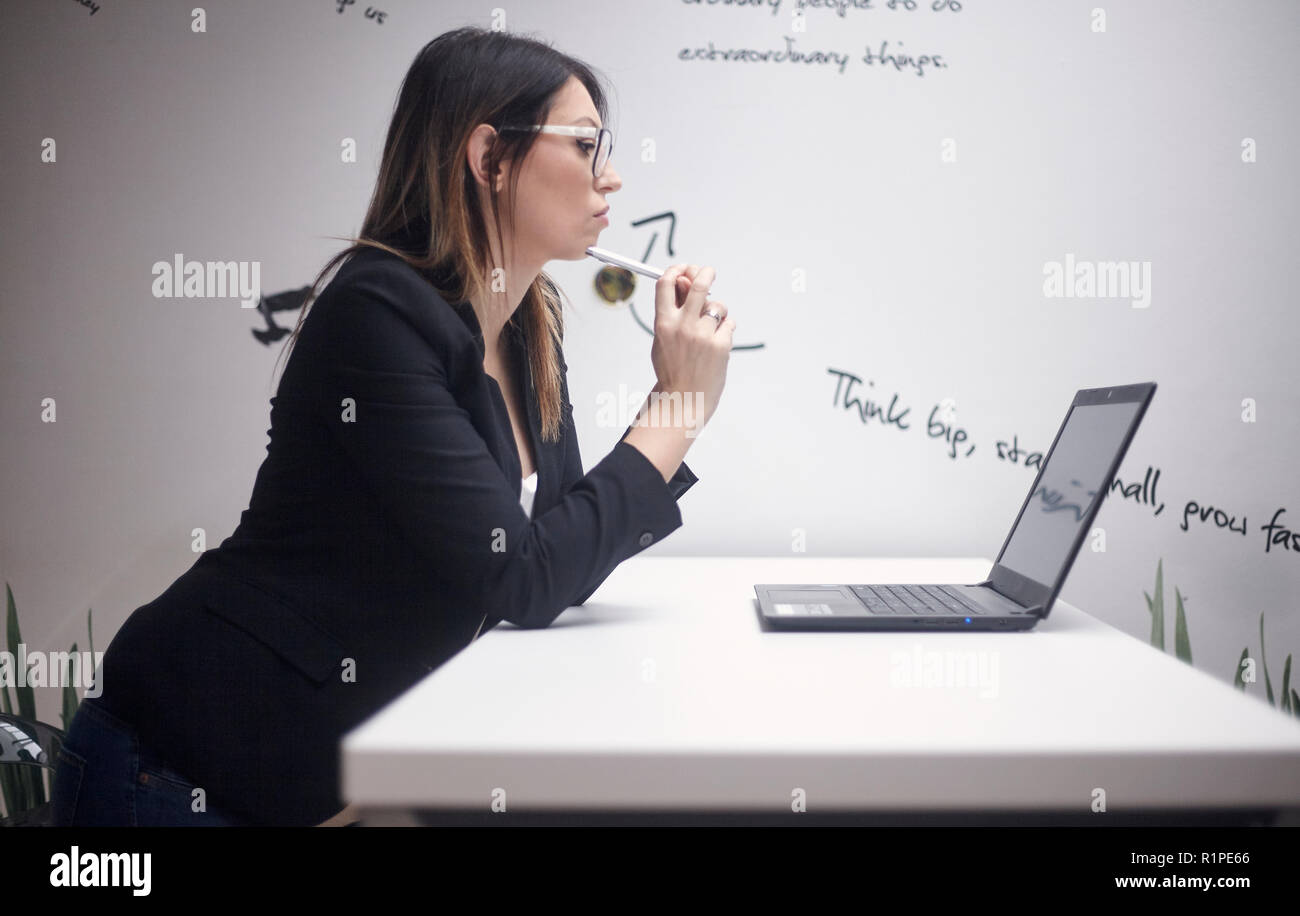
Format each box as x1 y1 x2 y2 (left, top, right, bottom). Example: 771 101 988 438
520 470 538 518
344 556 1300 812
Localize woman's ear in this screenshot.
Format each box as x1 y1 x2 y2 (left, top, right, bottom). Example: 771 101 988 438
466 124 504 192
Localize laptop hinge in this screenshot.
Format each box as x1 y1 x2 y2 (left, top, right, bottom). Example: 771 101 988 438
973 577 1011 598
973 577 1040 614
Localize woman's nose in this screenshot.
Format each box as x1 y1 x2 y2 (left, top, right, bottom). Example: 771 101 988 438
598 162 622 191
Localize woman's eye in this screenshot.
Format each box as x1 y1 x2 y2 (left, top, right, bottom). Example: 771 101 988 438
578 141 596 154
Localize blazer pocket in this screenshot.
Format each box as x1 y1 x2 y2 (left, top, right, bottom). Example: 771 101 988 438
199 575 348 686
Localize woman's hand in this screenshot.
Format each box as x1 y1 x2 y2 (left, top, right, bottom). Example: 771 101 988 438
648 263 736 434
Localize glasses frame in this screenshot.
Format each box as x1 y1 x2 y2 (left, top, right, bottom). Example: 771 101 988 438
498 124 614 177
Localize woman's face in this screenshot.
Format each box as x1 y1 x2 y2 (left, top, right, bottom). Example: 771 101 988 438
498 76 622 262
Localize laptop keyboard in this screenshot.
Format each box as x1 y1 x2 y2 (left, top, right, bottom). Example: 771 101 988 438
850 584 985 616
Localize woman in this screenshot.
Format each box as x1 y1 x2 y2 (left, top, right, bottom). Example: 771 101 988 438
50 26 735 827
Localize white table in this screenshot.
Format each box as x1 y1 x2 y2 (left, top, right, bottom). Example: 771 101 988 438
341 557 1300 826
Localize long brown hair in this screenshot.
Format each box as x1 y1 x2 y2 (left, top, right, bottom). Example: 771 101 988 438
274 26 611 443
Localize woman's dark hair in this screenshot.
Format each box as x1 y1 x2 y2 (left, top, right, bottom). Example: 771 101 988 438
274 26 611 443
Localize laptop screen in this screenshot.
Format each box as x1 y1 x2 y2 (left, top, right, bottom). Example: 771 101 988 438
995 400 1142 587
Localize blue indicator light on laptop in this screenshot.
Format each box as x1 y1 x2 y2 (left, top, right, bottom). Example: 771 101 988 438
965 617 971 623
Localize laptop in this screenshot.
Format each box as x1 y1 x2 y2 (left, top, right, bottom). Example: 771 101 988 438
754 382 1156 631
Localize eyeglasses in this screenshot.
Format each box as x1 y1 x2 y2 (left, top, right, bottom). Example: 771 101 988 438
498 124 614 178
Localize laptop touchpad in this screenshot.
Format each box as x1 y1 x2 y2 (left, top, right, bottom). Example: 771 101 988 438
768 587 862 615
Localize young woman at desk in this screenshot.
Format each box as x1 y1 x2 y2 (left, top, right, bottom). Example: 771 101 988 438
51 26 736 827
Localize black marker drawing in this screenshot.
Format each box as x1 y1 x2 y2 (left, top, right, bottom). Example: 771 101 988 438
249 285 312 346
599 210 764 352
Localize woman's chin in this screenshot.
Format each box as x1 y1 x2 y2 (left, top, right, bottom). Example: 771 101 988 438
555 228 603 260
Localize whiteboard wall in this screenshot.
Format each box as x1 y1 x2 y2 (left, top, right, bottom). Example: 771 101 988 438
3 0 1297 725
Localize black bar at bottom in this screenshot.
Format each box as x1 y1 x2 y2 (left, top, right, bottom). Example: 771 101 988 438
399 807 1294 828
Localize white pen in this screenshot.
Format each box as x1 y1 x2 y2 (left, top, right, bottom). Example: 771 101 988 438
585 246 665 280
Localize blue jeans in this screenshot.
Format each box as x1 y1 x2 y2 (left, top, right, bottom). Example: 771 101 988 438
51 698 252 826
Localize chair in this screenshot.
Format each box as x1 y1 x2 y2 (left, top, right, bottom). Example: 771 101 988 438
0 712 65 826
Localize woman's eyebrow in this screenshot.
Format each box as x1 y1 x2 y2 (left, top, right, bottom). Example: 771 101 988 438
568 116 600 127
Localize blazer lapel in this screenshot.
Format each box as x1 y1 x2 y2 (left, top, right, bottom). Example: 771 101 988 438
451 296 553 511
508 315 548 511
447 298 524 495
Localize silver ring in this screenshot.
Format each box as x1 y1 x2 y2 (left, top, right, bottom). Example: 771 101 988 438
703 307 724 327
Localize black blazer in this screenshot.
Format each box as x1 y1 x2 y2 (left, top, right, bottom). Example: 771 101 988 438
95 245 697 825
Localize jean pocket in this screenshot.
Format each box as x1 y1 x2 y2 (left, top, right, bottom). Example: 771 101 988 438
135 761 206 825
138 762 200 795
51 746 87 826
135 765 246 826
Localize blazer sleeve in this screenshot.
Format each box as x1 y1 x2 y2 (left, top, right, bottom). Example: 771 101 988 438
318 283 688 630
559 354 699 607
